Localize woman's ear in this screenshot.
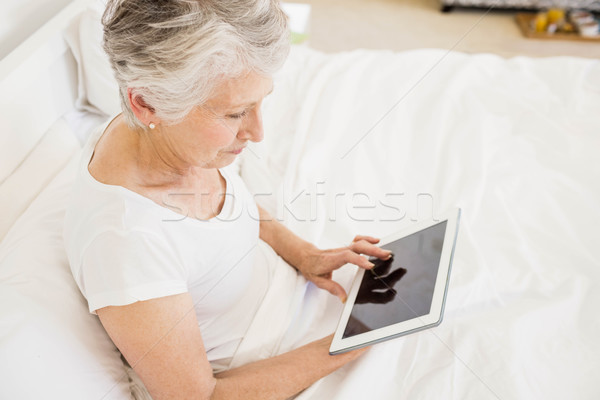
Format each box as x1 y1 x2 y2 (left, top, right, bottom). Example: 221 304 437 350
127 88 160 128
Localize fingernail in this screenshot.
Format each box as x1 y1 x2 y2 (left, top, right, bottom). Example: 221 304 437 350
340 295 347 304
367 262 375 268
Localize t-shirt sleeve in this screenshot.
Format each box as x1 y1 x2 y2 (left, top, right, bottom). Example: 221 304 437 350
75 229 188 315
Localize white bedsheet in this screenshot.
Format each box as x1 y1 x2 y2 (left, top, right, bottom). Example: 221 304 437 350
235 46 600 399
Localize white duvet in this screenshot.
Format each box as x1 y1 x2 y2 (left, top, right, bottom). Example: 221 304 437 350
233 46 600 400
3 42 598 399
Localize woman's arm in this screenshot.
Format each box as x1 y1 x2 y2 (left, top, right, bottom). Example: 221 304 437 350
213 334 364 400
256 205 319 271
257 205 392 302
97 293 364 400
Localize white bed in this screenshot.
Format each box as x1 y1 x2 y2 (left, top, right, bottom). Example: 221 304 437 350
1 1 599 399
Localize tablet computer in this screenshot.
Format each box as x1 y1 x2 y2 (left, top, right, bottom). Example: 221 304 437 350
329 208 461 355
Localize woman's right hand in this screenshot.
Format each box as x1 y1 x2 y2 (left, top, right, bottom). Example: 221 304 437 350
309 334 370 366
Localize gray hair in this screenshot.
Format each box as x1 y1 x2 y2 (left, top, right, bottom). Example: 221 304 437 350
102 0 290 128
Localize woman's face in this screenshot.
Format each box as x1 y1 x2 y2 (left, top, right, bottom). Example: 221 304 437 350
157 71 273 170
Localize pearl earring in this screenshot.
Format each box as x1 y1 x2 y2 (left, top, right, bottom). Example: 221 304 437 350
149 122 156 129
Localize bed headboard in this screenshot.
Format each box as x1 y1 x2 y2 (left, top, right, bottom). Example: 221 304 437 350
0 0 89 184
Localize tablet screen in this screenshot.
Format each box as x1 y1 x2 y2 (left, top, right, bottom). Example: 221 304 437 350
342 220 448 339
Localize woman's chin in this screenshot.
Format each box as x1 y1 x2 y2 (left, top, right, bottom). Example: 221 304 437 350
207 152 239 169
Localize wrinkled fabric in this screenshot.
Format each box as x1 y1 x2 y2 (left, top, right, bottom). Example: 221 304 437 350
235 47 600 400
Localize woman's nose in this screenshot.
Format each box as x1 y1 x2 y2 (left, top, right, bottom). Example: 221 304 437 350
237 106 264 143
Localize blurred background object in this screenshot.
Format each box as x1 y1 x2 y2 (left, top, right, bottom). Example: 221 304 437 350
439 0 600 13
282 2 311 44
292 0 600 58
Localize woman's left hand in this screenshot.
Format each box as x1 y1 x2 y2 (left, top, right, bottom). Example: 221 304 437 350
297 235 393 303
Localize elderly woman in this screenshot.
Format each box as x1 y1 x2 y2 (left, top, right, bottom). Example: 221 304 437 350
63 0 391 398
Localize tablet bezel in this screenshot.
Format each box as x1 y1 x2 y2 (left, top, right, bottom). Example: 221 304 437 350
329 208 461 355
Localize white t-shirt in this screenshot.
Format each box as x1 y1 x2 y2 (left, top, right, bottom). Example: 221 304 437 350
63 121 268 371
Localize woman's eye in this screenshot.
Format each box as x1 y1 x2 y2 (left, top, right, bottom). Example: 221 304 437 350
228 110 248 119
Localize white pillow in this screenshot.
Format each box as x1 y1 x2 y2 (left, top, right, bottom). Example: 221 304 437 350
0 154 134 399
65 0 121 117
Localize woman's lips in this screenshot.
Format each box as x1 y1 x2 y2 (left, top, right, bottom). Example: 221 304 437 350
229 147 245 154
